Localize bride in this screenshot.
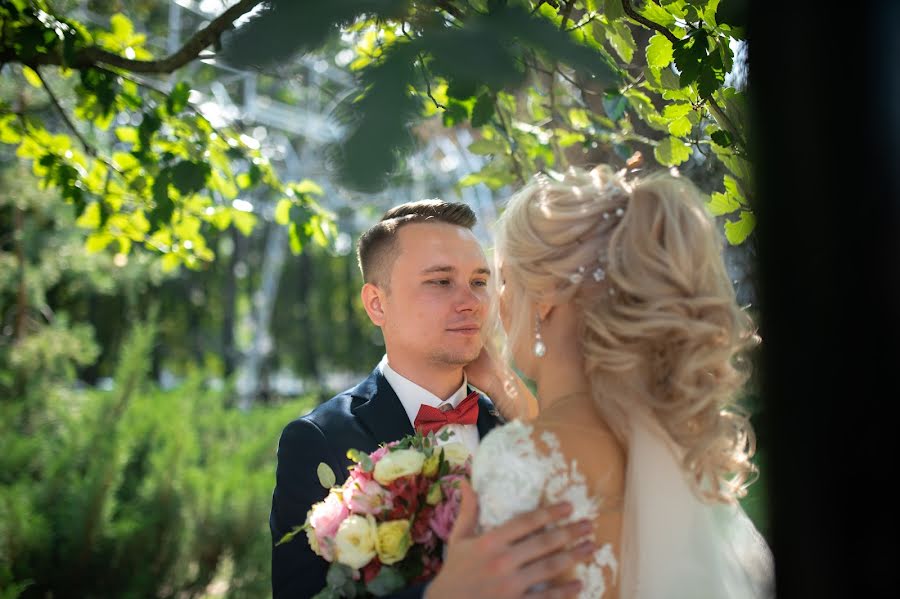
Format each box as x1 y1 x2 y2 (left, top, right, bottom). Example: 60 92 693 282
458 165 774 598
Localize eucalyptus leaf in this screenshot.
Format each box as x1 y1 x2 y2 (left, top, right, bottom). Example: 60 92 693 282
317 462 337 489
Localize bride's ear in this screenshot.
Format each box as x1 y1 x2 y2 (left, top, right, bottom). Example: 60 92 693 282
536 302 554 322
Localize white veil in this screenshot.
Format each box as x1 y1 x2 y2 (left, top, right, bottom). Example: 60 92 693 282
619 414 775 598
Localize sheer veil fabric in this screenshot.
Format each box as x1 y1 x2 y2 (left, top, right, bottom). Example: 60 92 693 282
619 413 775 598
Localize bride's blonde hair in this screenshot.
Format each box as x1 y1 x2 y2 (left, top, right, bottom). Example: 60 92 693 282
494 165 758 503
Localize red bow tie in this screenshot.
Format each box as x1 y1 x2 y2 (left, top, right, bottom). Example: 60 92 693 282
414 391 480 436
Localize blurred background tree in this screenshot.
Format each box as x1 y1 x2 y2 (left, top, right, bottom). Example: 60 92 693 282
1 1 766 597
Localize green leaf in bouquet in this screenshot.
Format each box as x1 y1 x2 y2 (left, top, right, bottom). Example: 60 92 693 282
346 449 374 473
438 429 452 442
325 563 363 597
318 462 337 489
366 566 405 597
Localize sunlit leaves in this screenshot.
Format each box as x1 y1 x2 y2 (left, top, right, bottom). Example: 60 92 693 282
646 34 674 69
654 136 691 166
724 210 755 245
707 175 743 216
95 14 153 60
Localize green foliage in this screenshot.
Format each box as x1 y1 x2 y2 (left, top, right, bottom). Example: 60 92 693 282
0 1 334 267
0 320 317 598
2 0 754 251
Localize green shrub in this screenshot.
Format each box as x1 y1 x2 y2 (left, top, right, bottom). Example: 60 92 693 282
1 322 315 598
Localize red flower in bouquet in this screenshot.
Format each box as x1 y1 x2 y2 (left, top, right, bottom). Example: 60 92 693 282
278 431 473 598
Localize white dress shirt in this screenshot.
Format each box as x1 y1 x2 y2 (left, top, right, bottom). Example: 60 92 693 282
379 355 481 454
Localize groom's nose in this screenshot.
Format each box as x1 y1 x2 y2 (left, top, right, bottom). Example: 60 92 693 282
454 286 483 314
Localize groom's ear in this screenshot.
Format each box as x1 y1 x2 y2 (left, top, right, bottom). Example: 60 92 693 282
361 283 386 326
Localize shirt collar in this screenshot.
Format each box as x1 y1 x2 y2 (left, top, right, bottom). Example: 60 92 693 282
378 355 469 426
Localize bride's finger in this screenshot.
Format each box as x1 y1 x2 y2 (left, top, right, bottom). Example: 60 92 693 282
488 502 574 547
447 479 479 543
510 520 594 567
519 540 597 591
524 579 583 599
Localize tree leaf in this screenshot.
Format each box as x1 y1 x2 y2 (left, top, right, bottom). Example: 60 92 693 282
293 179 324 196
166 81 191 116
601 92 627 121
724 210 755 245
662 103 692 120
653 136 692 166
605 21 636 64
275 199 293 226
170 161 211 196
471 92 495 127
707 191 741 216
710 129 733 147
22 66 43 88
673 31 708 87
646 34 674 69
468 138 505 155
667 115 692 136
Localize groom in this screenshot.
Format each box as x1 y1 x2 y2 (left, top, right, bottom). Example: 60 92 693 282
271 200 593 598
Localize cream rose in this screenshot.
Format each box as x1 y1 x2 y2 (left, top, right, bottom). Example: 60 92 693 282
440 442 471 468
373 449 426 485
333 515 377 569
375 520 412 565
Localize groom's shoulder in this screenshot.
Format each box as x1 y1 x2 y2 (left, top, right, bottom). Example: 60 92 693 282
286 368 379 434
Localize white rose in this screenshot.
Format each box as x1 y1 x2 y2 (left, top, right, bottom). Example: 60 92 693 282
333 515 377 569
373 449 426 485
440 442 471 468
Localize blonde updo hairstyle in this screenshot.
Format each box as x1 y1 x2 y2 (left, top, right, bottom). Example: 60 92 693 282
494 165 758 503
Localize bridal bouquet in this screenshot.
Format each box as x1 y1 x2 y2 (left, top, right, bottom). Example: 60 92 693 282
279 431 472 597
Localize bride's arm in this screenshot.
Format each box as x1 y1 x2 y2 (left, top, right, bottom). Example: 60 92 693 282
464 347 539 421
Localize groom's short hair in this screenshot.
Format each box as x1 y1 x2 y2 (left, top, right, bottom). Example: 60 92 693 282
357 199 477 288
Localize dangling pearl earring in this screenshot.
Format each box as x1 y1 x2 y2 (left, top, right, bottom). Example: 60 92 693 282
533 315 547 358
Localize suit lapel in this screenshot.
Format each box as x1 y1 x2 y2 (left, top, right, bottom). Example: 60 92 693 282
351 368 415 446
475 391 505 439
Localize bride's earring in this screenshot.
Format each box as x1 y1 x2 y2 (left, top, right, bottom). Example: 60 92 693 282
533 315 547 358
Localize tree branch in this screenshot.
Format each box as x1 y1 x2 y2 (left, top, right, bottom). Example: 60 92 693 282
34 68 96 157
9 0 262 74
706 95 747 152
435 0 465 21
621 0 679 44
493 99 528 184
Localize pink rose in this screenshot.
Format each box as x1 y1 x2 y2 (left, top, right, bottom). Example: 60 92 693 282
344 476 393 515
309 491 348 560
370 445 391 464
428 500 456 542
429 475 465 542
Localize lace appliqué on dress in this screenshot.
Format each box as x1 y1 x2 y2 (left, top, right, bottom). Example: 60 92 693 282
472 421 618 599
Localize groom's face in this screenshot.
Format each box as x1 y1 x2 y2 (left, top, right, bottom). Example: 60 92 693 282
375 222 490 370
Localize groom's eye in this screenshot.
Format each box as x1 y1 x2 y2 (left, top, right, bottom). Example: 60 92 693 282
427 279 451 286
472 279 488 288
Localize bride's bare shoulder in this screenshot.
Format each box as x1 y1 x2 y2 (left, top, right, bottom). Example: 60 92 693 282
529 410 626 499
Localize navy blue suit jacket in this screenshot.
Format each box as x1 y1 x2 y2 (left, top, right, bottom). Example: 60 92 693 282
270 367 503 598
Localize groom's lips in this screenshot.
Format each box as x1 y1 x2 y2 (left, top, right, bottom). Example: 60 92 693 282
446 325 481 336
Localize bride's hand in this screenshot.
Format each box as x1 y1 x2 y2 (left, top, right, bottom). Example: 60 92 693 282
465 348 539 421
464 347 503 398
424 480 592 599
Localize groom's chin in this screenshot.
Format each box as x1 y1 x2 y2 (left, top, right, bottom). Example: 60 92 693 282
431 347 483 367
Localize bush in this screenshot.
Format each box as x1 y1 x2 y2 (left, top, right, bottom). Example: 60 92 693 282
0 322 315 598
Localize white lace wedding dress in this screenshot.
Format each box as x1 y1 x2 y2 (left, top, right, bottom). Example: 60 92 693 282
471 418 774 599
